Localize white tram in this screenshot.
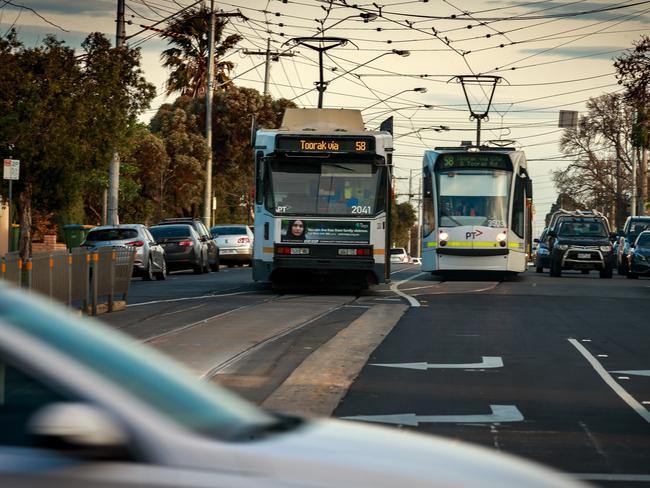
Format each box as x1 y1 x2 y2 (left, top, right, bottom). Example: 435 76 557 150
252 109 392 286
421 147 533 275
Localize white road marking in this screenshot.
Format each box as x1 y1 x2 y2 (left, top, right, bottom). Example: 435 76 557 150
581 339 592 342
390 265 419 275
611 370 650 377
371 356 503 371
128 290 256 307
568 338 650 424
573 474 650 482
342 405 523 426
389 272 427 307
597 354 608 358
618 376 630 380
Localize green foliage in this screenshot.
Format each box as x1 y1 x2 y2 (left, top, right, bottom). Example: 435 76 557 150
0 30 155 256
391 200 416 248
161 7 242 97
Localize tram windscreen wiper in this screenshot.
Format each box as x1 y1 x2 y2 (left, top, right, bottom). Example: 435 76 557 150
440 210 463 227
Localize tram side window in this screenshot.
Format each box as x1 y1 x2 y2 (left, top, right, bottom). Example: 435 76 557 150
512 175 525 238
422 168 435 237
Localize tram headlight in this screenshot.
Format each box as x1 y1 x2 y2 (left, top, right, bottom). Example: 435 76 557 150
496 233 507 242
439 231 449 241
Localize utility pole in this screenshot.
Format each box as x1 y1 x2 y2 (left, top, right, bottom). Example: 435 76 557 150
242 39 295 96
107 0 126 226
203 7 245 228
407 169 413 256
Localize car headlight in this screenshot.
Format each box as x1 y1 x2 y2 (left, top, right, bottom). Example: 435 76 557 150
556 244 568 251
599 245 612 252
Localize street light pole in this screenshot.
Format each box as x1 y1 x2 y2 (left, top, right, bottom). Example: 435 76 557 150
203 0 215 228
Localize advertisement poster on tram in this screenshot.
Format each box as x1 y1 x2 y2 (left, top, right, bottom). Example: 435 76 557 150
281 219 370 244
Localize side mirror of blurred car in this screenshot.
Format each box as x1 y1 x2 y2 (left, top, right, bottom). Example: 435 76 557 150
548 230 557 238
29 402 131 459
533 238 539 244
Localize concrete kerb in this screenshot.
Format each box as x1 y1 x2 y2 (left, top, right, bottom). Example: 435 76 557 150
262 303 408 417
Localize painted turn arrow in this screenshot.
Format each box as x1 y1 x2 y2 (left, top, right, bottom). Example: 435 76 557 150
342 405 523 426
370 356 503 371
610 370 650 377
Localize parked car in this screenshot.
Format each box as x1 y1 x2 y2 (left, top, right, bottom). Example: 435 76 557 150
547 212 615 278
615 216 650 275
81 224 166 281
0 283 587 488
533 228 550 273
626 230 650 279
157 218 220 271
390 247 410 264
210 224 254 266
149 224 207 274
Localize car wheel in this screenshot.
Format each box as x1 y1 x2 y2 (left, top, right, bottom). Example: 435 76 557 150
550 261 561 277
627 271 638 279
143 257 154 281
210 261 220 272
581 269 589 274
535 265 543 273
599 267 613 279
155 259 167 281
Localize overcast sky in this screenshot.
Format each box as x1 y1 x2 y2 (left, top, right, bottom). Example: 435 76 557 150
2 0 648 233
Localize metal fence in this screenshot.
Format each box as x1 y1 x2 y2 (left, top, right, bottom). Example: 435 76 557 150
0 247 136 315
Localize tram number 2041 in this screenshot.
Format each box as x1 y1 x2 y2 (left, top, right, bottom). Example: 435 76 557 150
351 205 371 214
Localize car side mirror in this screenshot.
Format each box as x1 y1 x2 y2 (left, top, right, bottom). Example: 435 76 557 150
548 231 557 238
29 402 131 459
533 238 539 244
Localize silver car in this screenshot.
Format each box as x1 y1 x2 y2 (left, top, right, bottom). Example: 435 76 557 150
81 224 166 280
210 224 254 266
0 284 587 488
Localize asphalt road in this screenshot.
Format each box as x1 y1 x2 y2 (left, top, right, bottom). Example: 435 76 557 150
102 265 650 487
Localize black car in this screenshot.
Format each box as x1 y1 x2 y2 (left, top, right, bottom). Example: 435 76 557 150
615 216 650 275
548 216 615 278
158 218 220 272
149 225 207 274
533 228 550 273
626 231 650 279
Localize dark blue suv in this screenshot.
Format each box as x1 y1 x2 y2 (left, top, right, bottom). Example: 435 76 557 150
615 216 650 275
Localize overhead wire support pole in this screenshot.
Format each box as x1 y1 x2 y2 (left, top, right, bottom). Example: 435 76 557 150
203 8 246 228
107 0 127 226
242 39 295 96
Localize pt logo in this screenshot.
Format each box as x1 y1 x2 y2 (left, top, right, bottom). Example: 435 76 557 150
465 229 483 239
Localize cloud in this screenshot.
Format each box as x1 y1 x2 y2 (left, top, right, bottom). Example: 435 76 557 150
5 0 115 16
518 46 623 60
503 1 650 23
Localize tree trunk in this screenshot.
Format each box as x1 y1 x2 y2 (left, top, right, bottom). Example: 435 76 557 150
18 184 33 260
642 147 649 215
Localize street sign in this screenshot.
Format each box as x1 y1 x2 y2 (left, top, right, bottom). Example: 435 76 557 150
3 159 20 180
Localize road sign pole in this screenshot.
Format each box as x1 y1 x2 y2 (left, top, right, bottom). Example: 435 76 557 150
7 180 11 252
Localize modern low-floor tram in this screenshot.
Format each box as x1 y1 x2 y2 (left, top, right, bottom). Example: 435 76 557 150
421 147 533 276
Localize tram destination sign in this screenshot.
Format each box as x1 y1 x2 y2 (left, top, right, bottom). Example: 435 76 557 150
436 152 512 171
276 135 375 153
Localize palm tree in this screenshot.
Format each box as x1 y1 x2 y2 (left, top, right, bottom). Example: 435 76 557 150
160 7 242 98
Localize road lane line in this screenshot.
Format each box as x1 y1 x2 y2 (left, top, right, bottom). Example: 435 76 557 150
371 356 504 371
343 405 524 426
390 272 428 307
568 338 650 425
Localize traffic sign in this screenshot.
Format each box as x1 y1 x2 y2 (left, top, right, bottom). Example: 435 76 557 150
3 159 20 180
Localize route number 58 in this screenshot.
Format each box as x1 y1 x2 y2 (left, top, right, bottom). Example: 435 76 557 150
355 141 367 151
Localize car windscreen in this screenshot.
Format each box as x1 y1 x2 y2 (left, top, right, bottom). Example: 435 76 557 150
150 226 192 238
636 233 650 247
390 249 406 255
0 288 276 441
211 226 246 236
629 221 650 239
86 229 138 241
558 220 607 237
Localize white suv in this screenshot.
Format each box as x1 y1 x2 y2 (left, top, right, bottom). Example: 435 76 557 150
390 247 410 263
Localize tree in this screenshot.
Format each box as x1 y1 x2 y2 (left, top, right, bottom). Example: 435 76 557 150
554 93 635 228
161 7 242 97
614 35 650 214
391 201 417 249
0 31 155 257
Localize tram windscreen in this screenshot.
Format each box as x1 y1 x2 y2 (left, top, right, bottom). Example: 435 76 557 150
437 170 510 228
267 159 385 216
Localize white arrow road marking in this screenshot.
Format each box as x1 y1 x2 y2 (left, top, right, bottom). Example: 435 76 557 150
371 356 503 370
610 370 650 377
342 405 523 426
